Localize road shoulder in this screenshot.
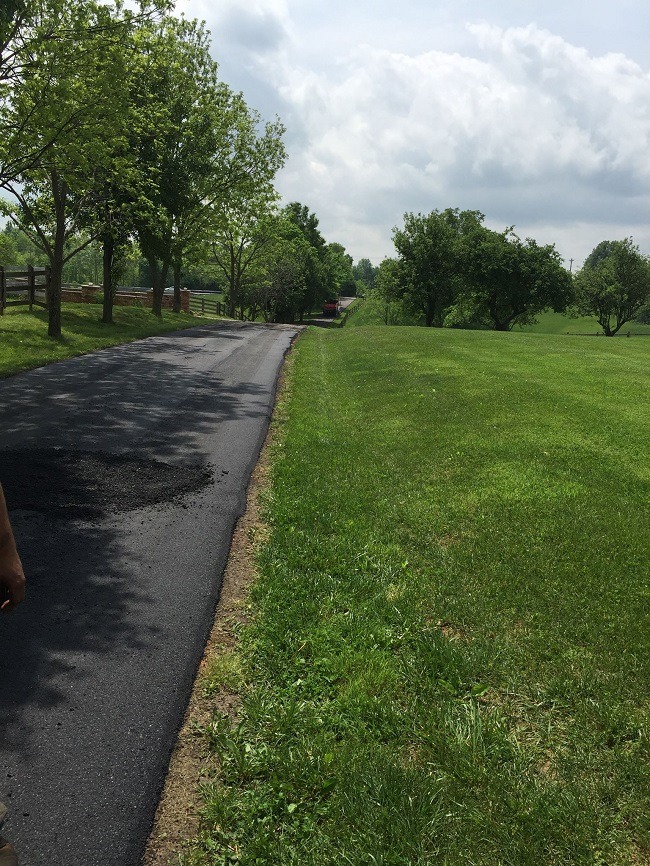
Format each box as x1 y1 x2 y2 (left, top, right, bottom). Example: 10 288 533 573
142 377 278 866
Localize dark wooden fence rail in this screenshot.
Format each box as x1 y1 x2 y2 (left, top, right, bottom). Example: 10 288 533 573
0 266 49 314
188 294 226 317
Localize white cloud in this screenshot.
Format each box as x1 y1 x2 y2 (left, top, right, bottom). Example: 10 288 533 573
270 24 650 264
177 2 650 266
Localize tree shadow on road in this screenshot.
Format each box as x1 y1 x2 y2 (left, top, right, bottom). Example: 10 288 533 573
0 319 282 755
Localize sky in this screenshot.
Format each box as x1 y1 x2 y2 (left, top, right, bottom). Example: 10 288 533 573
175 0 650 269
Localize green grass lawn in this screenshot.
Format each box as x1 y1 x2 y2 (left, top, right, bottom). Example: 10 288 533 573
191 326 649 865
515 309 650 335
0 303 221 377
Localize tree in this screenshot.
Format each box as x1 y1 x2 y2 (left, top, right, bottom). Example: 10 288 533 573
251 215 311 323
208 113 286 319
283 202 331 319
573 238 650 336
0 0 138 336
451 227 572 331
371 257 406 324
326 242 355 296
130 15 285 319
211 208 279 320
393 209 484 326
352 257 376 293
0 0 167 187
0 225 25 266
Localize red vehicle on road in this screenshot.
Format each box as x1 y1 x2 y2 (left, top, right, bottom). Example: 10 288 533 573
322 299 339 316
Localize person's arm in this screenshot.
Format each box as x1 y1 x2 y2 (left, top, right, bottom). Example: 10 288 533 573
0 482 25 612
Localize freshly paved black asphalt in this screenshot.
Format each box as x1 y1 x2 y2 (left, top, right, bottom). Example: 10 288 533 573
0 320 300 865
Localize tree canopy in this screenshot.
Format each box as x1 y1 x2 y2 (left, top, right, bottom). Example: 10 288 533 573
452 227 572 331
0 0 287 335
384 209 573 331
573 238 650 336
393 209 484 326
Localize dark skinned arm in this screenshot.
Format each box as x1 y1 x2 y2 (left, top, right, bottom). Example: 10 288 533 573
0 482 25 612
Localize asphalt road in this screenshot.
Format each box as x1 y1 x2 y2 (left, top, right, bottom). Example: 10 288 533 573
0 320 300 865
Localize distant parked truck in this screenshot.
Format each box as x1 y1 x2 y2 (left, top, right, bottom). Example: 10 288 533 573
322 298 339 316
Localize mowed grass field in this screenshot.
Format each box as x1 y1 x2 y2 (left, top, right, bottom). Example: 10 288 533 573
515 309 650 336
192 326 649 865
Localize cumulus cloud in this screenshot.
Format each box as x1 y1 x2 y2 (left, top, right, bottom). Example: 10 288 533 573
176 1 650 264
212 0 290 54
270 23 650 263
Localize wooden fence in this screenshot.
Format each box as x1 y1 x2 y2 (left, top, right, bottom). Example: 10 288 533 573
0 266 49 314
189 294 227 317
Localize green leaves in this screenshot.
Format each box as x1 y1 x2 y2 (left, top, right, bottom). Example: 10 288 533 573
1 1 286 332
573 238 650 335
392 208 484 327
389 209 572 331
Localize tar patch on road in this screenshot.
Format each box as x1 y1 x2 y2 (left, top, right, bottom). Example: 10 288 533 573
0 449 214 519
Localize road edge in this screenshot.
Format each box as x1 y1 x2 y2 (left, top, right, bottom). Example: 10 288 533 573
141 333 299 866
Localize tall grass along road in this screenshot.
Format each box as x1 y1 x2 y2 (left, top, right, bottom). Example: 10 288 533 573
192 326 649 865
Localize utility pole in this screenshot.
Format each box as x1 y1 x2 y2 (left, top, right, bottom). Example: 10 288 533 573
569 258 574 273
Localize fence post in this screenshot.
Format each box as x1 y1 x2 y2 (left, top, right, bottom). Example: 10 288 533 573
0 266 5 315
44 265 51 308
28 265 35 311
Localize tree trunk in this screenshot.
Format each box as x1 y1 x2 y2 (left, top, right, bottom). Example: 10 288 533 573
227 282 238 318
226 247 237 318
47 170 67 339
149 258 168 318
424 294 435 327
102 233 115 325
172 261 182 314
47 257 63 339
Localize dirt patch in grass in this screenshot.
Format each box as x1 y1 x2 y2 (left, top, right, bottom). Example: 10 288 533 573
141 406 275 866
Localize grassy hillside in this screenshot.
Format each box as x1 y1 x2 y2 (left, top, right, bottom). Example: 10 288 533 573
0 304 222 377
192 327 649 865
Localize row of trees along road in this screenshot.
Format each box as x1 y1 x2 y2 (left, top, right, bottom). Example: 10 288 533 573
210 201 356 324
376 209 650 334
0 0 287 337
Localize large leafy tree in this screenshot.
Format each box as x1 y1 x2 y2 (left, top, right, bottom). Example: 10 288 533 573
393 209 484 326
326 242 355 296
0 0 167 187
369 257 406 324
352 257 377 292
253 216 311 323
0 0 141 336
573 238 650 336
211 208 279 320
131 16 285 318
452 227 572 331
208 114 286 319
283 202 331 319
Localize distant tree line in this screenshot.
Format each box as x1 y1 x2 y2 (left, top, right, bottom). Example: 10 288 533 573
0 1 355 335
365 209 650 334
